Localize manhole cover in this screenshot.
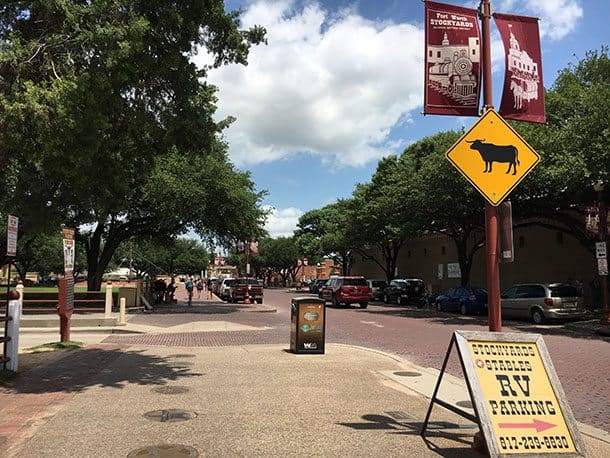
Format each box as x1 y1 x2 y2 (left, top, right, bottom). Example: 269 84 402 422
393 371 422 377
456 400 473 408
144 409 197 423
127 444 199 457
153 386 190 395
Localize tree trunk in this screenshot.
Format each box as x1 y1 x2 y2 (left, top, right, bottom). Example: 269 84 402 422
448 228 484 287
84 221 122 291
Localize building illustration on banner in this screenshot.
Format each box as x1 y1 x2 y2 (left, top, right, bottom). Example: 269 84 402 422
427 32 480 106
506 24 540 109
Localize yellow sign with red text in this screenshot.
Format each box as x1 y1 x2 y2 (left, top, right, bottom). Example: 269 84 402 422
467 340 576 454
445 109 540 206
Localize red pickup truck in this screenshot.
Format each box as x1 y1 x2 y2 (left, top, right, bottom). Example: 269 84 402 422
228 278 264 304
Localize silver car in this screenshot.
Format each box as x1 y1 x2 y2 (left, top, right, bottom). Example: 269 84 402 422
500 283 585 324
366 279 387 301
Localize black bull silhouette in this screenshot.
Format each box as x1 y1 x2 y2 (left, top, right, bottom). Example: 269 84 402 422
466 139 520 175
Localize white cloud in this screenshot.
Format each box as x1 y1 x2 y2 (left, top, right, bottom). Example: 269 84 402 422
496 0 583 40
263 206 303 238
196 0 423 168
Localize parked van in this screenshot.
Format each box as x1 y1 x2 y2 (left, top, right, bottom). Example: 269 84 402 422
500 283 585 324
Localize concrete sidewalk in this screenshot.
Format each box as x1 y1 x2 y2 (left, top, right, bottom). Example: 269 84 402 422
2 339 610 457
0 343 495 457
2 293 609 457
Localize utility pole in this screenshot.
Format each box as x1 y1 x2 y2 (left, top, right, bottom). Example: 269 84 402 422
480 0 502 332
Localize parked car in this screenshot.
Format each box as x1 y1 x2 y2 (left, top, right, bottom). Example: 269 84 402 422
500 282 585 324
229 277 264 304
366 279 388 301
218 278 237 300
383 278 427 307
435 287 488 315
320 276 371 308
309 278 328 295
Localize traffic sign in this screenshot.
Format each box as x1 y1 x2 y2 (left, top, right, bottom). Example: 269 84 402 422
445 109 541 206
6 215 18 257
596 241 607 259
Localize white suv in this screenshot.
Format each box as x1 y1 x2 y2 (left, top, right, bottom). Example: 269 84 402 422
218 278 237 300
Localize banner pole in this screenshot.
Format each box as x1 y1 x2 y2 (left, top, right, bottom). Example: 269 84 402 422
480 0 502 332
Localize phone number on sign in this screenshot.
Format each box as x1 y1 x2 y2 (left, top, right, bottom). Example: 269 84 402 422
499 435 570 451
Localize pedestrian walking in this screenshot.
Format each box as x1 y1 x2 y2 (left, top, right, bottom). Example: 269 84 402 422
196 278 204 298
185 276 194 306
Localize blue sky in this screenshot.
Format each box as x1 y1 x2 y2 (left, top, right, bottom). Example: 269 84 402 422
195 0 608 237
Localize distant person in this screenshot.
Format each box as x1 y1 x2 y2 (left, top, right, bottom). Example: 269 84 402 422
166 278 176 302
196 278 204 298
185 276 194 305
154 278 166 304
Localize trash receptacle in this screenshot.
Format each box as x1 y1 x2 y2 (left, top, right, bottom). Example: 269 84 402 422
290 297 325 354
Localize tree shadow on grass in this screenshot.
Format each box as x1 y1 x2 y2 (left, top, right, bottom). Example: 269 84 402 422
1 344 202 394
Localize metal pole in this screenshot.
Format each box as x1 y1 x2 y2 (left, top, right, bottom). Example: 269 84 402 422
480 0 502 332
244 242 251 304
598 188 610 324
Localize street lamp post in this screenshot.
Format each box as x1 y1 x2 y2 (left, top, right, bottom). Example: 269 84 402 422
594 182 609 324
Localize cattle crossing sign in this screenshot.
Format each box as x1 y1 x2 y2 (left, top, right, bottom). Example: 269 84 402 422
445 109 540 206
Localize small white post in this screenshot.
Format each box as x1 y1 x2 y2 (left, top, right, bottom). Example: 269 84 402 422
105 282 113 317
6 296 21 371
118 297 126 325
16 281 24 318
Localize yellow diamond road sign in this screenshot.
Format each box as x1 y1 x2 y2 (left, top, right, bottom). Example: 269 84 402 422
445 109 541 206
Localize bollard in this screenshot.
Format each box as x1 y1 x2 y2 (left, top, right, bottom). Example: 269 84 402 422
6 291 21 371
16 281 24 318
105 281 113 317
118 297 126 325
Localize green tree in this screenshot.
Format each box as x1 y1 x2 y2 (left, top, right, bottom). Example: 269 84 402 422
398 131 486 286
349 155 421 282
510 47 610 252
256 236 300 286
295 201 354 275
0 1 267 290
113 236 209 278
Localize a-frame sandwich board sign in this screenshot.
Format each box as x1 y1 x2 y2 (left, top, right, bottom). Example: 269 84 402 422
422 330 585 457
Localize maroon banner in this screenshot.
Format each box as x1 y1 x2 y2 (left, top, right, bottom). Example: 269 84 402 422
424 1 481 116
494 13 546 124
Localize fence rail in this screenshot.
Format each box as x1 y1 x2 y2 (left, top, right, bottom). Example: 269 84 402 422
0 291 116 314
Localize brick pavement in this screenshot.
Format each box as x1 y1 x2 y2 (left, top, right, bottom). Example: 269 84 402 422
2 290 608 455
0 344 126 454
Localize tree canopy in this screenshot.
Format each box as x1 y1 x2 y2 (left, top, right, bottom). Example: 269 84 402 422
290 47 609 285
0 1 267 289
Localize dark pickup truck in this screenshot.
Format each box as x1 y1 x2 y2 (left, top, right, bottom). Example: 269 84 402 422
229 278 264 304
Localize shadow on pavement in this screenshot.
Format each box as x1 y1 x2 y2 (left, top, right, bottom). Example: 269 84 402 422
1 345 202 394
338 413 482 457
